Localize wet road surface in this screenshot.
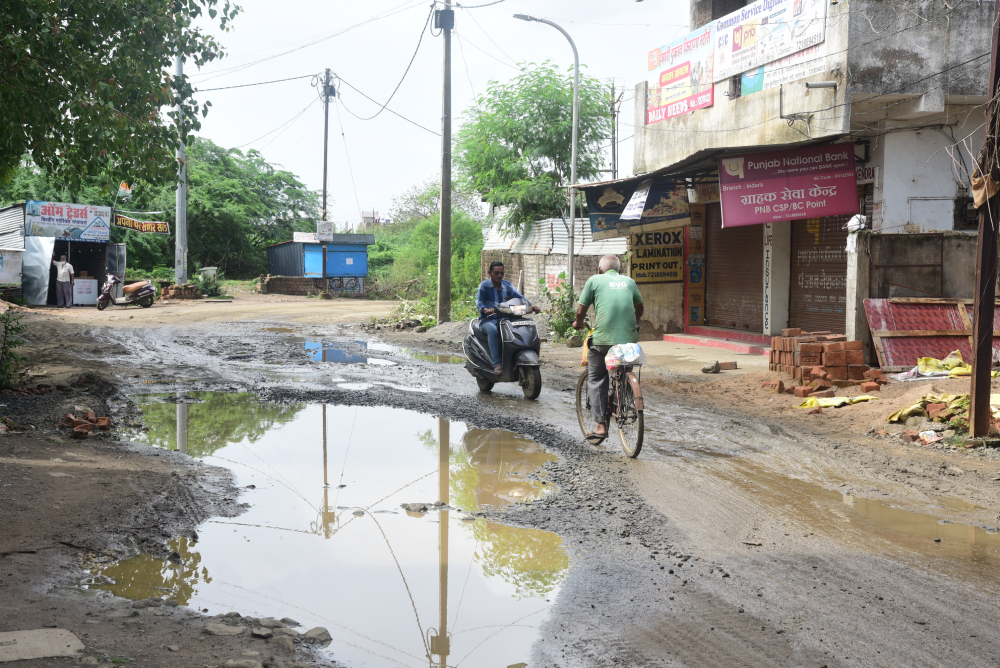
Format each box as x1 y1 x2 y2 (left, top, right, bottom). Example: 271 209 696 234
76 316 1000 666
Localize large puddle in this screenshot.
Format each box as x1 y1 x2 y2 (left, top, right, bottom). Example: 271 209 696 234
94 394 566 667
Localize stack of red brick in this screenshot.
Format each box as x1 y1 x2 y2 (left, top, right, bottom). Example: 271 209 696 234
768 328 888 389
61 411 110 439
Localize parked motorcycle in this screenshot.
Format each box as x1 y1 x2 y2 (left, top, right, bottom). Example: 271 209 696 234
96 274 157 310
463 297 542 400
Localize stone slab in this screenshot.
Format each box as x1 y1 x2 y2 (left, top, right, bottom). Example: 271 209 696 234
0 629 84 662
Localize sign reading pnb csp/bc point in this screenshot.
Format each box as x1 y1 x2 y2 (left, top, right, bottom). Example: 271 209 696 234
630 230 684 284
718 145 858 227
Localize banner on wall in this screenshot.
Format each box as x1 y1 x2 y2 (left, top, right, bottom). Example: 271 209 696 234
718 144 858 227
630 230 685 284
25 200 110 242
114 214 170 235
713 0 827 82
740 42 826 95
646 26 715 124
586 181 639 241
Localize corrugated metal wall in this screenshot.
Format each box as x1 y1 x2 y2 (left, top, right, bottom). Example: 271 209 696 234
0 204 25 250
266 242 304 277
705 204 763 331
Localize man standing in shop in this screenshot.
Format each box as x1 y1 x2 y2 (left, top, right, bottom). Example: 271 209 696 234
51 253 75 308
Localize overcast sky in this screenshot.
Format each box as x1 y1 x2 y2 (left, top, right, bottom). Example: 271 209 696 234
187 1 690 229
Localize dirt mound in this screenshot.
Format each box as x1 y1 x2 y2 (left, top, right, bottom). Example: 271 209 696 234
425 320 470 342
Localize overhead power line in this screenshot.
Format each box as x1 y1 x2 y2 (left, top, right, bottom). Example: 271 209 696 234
337 77 440 136
197 74 317 92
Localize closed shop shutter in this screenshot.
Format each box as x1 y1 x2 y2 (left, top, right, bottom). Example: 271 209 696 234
788 216 849 333
705 203 763 331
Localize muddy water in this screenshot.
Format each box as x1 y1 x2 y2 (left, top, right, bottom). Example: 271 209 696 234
710 459 1000 570
96 394 566 667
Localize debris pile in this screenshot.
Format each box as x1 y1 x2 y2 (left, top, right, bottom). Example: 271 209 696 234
768 329 886 402
60 412 111 439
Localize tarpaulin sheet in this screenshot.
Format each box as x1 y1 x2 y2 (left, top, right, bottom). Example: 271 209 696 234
863 299 1000 369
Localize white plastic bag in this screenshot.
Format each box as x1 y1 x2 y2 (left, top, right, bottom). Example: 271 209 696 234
606 343 647 370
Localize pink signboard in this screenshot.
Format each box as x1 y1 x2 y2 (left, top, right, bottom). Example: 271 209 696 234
718 145 858 227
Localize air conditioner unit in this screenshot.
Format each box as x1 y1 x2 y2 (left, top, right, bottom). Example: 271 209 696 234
954 197 978 231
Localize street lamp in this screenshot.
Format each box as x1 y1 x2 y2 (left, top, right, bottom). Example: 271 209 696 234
513 14 580 292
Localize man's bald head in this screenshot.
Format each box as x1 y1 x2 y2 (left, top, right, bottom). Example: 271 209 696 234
598 255 620 273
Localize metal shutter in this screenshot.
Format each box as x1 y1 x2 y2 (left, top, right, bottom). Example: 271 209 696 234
788 216 849 333
705 203 763 331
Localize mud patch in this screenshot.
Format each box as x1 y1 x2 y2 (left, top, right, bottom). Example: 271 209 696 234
101 394 568 667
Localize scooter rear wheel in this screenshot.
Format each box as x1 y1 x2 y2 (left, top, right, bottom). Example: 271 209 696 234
97 300 109 311
139 296 154 308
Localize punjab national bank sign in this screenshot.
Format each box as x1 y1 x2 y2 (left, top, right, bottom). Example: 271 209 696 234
718 145 858 227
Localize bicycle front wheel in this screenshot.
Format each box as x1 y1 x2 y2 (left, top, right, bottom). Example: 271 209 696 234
575 370 590 438
616 373 644 458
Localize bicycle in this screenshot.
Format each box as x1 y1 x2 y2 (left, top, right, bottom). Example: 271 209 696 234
575 359 645 458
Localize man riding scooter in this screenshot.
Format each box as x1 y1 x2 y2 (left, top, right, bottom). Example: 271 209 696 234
476 261 540 374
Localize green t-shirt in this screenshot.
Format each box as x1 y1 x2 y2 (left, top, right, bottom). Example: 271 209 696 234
578 270 643 346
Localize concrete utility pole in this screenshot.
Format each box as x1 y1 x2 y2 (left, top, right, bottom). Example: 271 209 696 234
969 1 1000 437
174 55 188 285
436 4 454 324
322 68 332 221
513 15 579 291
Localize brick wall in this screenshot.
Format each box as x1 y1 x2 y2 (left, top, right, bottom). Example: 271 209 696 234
259 276 328 296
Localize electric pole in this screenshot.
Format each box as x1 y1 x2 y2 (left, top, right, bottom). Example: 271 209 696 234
436 4 454 324
611 82 617 181
322 68 332 221
175 55 188 285
969 0 1000 437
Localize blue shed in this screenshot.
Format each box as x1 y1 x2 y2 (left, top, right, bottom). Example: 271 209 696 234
266 234 375 295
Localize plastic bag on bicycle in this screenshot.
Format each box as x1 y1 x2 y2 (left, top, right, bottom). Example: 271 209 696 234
605 343 647 370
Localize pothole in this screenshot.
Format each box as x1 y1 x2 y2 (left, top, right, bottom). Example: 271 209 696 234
100 394 567 666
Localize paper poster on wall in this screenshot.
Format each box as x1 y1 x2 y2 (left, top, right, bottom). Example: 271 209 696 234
294 232 319 243
714 0 827 82
685 204 706 325
25 201 110 242
317 222 335 242
0 251 22 284
646 26 715 124
740 42 826 95
630 230 685 284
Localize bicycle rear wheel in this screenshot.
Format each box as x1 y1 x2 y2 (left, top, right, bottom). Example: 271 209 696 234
615 373 644 458
575 370 590 438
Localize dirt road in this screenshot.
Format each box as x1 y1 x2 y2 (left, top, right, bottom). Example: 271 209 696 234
3 296 1000 667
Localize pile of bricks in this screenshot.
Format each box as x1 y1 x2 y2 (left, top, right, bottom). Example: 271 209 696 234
162 284 202 300
768 328 888 392
61 411 111 439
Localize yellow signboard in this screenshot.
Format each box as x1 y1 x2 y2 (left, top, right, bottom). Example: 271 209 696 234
630 229 685 284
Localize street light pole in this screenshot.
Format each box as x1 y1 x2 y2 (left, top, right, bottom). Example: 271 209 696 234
513 14 579 292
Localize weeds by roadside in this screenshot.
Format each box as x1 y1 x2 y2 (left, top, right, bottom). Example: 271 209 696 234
540 273 585 341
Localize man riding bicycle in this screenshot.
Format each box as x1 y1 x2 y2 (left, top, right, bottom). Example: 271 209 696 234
476 261 540 375
572 254 644 443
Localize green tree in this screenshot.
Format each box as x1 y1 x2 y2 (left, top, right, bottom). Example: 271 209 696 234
455 62 611 233
0 0 240 190
0 138 321 278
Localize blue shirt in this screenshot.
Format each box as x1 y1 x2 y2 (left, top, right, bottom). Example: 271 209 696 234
476 279 526 319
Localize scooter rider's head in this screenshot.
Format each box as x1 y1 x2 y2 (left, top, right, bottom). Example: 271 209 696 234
488 261 505 287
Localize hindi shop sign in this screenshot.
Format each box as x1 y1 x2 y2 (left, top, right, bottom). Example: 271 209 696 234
25 200 110 242
114 214 170 235
630 230 685 284
718 145 858 227
646 25 715 124
713 0 827 82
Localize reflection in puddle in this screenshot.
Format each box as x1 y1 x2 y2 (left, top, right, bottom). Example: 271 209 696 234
714 461 1000 567
366 341 465 365
105 394 567 667
301 339 396 365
